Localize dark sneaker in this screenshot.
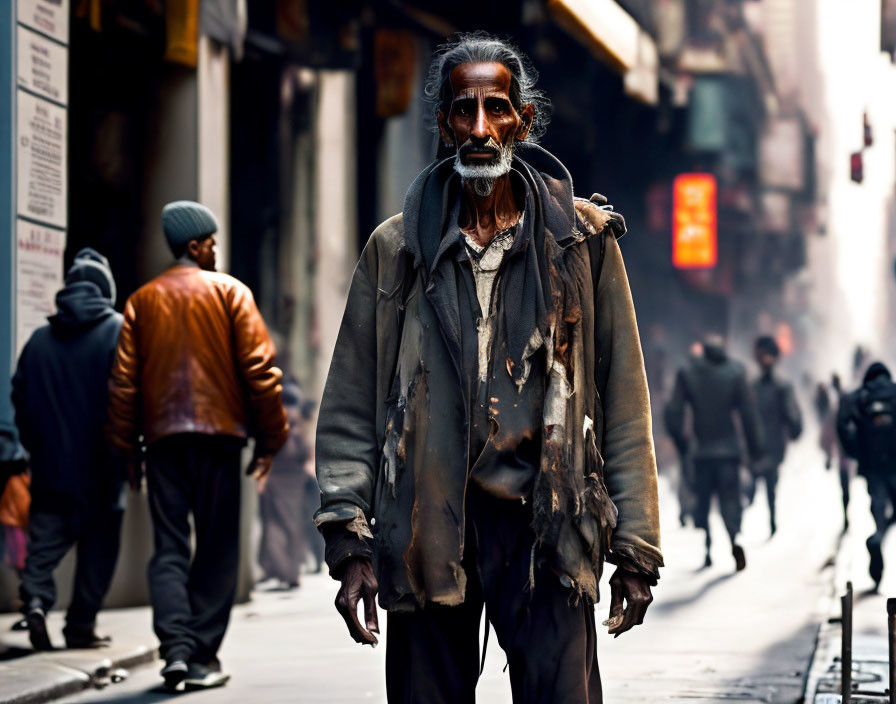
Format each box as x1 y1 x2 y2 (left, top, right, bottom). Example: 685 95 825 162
161 659 189 691
64 629 112 649
63 633 112 650
732 544 747 572
185 661 230 690
26 608 53 651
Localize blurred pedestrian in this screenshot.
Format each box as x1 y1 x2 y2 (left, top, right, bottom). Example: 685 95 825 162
0 427 27 499
747 336 802 536
671 342 703 528
837 362 896 591
257 383 315 589
665 334 764 570
12 249 125 651
821 374 852 531
107 201 288 691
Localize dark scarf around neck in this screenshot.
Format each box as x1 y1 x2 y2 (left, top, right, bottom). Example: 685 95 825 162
402 143 585 389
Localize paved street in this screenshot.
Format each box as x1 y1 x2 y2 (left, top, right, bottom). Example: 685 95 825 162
52 437 855 703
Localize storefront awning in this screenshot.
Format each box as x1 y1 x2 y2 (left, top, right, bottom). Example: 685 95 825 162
548 0 658 104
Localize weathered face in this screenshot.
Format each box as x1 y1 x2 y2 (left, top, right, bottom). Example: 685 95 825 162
438 62 533 167
188 234 217 271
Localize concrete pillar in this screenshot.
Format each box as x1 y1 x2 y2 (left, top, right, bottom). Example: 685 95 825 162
198 36 230 272
313 71 358 397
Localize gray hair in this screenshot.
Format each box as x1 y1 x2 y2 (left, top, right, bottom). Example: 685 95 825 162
424 32 551 143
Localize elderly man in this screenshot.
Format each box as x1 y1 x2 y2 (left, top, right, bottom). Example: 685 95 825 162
108 201 287 691
316 34 662 703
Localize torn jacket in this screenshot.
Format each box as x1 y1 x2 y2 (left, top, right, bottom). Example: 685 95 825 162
314 143 663 610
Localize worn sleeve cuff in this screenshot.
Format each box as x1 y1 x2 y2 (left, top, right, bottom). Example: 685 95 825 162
607 542 663 583
321 523 374 579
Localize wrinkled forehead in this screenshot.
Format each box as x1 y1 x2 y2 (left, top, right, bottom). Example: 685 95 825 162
448 62 513 100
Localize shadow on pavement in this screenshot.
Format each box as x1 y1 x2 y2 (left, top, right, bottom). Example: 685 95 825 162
651 572 736 613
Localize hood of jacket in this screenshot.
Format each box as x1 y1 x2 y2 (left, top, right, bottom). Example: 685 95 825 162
703 343 728 364
864 361 892 384
48 281 116 333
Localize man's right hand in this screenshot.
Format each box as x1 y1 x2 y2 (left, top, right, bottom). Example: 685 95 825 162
335 557 380 646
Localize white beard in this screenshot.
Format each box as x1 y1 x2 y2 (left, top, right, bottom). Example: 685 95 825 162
453 141 514 197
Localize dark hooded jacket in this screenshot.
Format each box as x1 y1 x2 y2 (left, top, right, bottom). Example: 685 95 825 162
753 371 802 467
664 343 764 462
837 362 896 475
315 145 662 610
12 279 124 504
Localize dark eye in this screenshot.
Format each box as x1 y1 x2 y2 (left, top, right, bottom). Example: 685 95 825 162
453 99 475 116
485 98 509 114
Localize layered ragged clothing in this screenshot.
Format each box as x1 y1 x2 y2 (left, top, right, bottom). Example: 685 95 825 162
316 144 662 611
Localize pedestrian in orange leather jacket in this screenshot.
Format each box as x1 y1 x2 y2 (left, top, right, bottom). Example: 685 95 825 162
107 200 287 692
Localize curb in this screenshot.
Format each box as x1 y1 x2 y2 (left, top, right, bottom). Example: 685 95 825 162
802 531 849 703
0 645 157 704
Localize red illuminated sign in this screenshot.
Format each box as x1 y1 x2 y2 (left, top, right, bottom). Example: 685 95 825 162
673 173 718 269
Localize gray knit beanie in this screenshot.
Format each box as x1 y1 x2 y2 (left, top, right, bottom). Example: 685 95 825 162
161 201 218 255
65 247 117 305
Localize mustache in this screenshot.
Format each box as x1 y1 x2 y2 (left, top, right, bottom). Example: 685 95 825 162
458 141 502 158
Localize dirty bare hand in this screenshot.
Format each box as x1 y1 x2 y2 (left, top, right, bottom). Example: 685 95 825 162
604 566 653 637
335 558 380 646
247 453 274 480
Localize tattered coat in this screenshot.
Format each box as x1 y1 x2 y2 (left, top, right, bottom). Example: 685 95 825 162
316 145 662 610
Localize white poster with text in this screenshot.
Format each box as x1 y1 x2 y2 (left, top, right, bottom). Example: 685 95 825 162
16 220 65 356
17 25 68 105
17 0 69 45
17 90 67 229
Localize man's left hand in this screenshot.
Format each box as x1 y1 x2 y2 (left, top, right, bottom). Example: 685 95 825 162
248 453 274 480
604 566 654 637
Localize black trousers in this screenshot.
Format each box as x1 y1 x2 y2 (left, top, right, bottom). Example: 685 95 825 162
145 434 243 664
745 462 781 522
20 494 123 632
385 490 602 704
693 458 742 545
866 470 896 548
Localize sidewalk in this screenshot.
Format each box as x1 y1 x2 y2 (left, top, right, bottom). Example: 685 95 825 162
0 438 857 704
804 476 896 704
0 609 156 704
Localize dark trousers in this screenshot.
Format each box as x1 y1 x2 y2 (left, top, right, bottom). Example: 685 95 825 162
385 490 602 704
145 434 243 664
693 458 742 548
258 472 304 584
745 463 781 526
20 495 123 633
839 459 851 521
866 470 896 583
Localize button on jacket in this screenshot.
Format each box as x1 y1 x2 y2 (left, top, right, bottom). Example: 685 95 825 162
108 264 288 455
